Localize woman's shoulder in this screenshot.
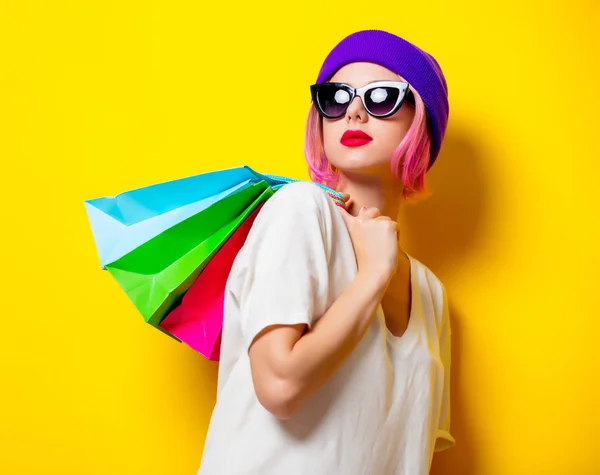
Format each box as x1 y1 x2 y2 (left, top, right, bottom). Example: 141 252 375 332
252 181 340 230
267 181 336 212
242 181 337 245
228 182 339 289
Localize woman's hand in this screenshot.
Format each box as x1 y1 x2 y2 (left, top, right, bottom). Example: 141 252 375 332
246 189 397 419
338 204 400 283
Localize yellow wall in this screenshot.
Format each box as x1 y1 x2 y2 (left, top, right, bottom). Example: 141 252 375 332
1 1 598 474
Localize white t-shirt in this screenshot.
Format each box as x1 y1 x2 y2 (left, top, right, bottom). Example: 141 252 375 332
197 181 454 475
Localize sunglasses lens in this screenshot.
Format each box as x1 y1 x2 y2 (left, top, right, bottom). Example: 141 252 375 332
316 84 351 117
365 87 401 116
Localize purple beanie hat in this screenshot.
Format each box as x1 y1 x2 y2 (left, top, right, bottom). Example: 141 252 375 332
315 29 449 169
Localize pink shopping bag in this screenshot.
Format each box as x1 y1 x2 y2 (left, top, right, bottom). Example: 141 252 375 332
159 203 264 360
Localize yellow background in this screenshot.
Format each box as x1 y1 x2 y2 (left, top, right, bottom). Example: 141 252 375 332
1 1 599 474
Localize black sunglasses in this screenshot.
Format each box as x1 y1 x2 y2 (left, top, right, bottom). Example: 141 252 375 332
310 80 413 119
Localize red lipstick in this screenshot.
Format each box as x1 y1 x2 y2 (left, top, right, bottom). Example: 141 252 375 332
341 129 373 147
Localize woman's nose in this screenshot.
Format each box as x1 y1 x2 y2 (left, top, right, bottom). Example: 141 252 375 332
346 96 367 120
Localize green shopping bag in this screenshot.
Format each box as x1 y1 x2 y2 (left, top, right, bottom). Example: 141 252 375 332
105 180 274 327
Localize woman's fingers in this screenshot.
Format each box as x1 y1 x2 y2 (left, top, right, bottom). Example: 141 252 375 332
359 206 381 219
339 203 394 226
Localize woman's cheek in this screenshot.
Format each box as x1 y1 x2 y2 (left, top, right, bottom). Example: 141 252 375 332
323 129 342 163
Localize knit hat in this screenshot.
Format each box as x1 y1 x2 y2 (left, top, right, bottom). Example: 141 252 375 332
315 29 449 169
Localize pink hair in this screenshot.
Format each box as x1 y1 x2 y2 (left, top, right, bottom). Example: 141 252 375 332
303 85 432 201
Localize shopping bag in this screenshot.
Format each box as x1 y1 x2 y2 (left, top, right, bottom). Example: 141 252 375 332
158 180 347 360
84 165 346 354
84 166 328 269
104 181 274 327
159 203 264 360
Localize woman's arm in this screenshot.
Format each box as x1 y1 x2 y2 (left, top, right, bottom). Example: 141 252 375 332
235 182 398 420
249 268 389 420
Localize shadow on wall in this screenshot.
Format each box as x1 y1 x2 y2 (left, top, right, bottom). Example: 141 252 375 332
401 127 490 475
401 126 490 275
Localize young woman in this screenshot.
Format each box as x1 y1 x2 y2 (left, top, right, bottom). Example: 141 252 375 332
197 29 454 475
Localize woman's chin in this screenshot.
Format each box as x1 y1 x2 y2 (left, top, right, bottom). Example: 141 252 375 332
331 160 388 176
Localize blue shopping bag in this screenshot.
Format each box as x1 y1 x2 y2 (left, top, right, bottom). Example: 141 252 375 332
83 166 320 269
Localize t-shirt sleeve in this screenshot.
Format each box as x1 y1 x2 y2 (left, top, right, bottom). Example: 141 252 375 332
435 283 456 452
232 183 332 351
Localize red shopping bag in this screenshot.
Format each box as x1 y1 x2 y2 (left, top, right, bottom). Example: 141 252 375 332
159 204 264 360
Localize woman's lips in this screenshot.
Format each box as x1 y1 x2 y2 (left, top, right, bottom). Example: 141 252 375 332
340 137 373 147
340 130 373 147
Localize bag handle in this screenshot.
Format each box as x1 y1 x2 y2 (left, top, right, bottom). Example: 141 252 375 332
260 173 346 209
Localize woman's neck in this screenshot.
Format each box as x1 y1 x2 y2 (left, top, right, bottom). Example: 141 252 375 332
334 172 404 220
